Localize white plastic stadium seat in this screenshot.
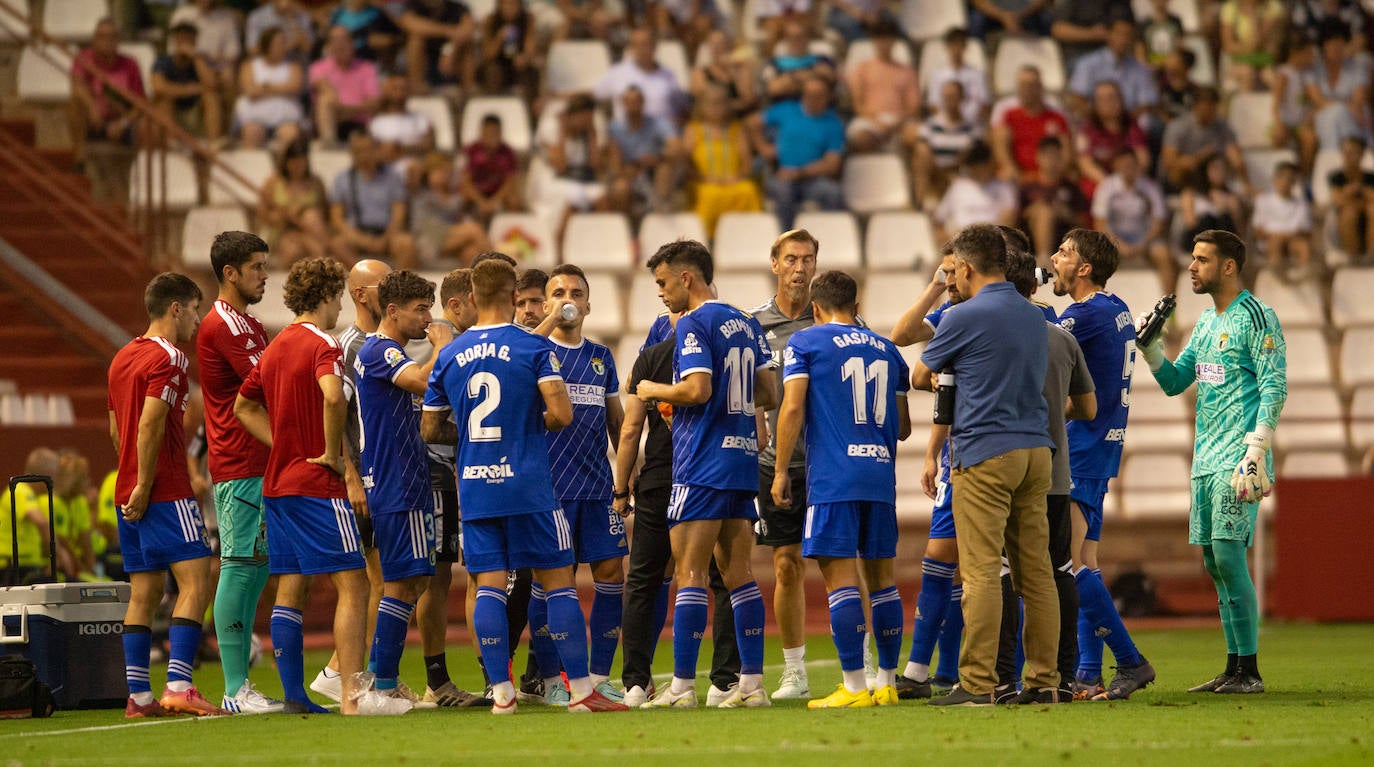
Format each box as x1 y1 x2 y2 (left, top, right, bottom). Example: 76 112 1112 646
860 272 926 331
1350 386 1374 449
489 212 557 268
842 154 911 214
1180 35 1215 87
406 96 455 152
43 0 108 43
899 0 968 41
181 206 249 270
1339 327 1374 388
865 211 938 271
1132 0 1200 31
1104 270 1159 320
208 149 274 206
17 45 72 102
129 150 199 210
1228 92 1275 150
563 212 634 272
841 38 913 79
639 212 707 254
713 212 781 271
917 37 987 93
460 96 532 155
1330 266 1374 329
794 211 861 269
1120 453 1192 520
1124 382 1193 454
0 393 25 425
307 145 351 193
1275 385 1347 451
580 271 625 340
1243 148 1296 195
626 272 666 334
655 40 691 89
1252 270 1323 328
992 36 1065 97
712 273 773 311
545 40 612 94
118 42 156 92
255 270 298 332
1281 329 1333 387
1280 451 1350 478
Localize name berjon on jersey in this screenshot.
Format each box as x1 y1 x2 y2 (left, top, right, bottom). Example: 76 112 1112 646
454 343 511 366
718 318 754 339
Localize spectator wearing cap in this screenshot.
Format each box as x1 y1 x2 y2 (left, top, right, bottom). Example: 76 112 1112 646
845 19 920 154
750 75 845 230
310 25 381 145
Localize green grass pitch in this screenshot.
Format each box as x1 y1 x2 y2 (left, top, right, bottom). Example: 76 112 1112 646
3 623 1371 766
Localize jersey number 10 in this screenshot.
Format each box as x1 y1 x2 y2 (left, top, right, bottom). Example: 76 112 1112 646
721 346 757 416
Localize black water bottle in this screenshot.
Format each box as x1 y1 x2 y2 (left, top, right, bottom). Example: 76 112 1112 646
933 372 956 425
1137 294 1177 347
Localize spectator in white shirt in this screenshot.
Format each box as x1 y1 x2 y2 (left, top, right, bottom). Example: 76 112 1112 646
1252 161 1315 281
369 74 435 184
592 27 686 127
1091 149 1173 292
932 140 1018 242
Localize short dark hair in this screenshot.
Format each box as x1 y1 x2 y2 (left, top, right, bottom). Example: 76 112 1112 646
962 140 993 168
1063 228 1119 287
943 27 968 43
566 92 597 114
472 259 517 307
471 251 518 268
997 225 1031 259
515 267 548 294
869 17 902 38
145 272 202 318
1036 135 1061 152
258 26 282 52
210 231 269 283
378 269 435 312
548 263 590 293
646 239 714 285
169 22 198 39
440 268 472 304
1193 229 1247 272
770 229 820 261
481 113 502 128
1005 246 1038 299
1274 160 1298 176
810 270 857 313
283 257 347 315
949 224 1006 276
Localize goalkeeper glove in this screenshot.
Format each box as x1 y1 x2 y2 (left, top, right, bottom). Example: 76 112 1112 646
1229 426 1274 503
1134 312 1166 372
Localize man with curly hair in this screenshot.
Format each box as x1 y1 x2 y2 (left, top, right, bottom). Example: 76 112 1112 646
235 257 372 715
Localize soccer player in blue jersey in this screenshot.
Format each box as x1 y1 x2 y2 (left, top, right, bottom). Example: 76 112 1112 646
635 240 779 708
771 270 912 708
528 264 628 703
355 270 455 712
420 259 628 714
1142 230 1287 694
1050 228 1155 700
891 249 968 698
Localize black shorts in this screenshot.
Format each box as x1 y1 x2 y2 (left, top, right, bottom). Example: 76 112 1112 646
429 458 462 564
355 511 374 550
756 464 807 547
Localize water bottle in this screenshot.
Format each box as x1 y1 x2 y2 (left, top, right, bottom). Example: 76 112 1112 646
1136 294 1177 347
560 303 579 321
933 372 956 425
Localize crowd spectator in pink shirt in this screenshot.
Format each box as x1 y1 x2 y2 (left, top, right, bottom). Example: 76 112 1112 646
844 19 920 153
310 25 381 145
70 18 145 160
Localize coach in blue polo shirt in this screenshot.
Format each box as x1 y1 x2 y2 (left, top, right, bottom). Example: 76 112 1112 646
912 223 1060 706
754 75 845 231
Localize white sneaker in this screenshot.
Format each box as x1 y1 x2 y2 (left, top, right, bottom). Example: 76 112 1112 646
221 681 285 714
863 642 878 691
705 682 736 707
356 689 413 716
622 685 650 708
310 668 343 703
771 665 810 699
718 685 771 708
642 684 698 709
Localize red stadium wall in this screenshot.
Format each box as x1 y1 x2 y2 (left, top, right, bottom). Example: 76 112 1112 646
1271 477 1374 622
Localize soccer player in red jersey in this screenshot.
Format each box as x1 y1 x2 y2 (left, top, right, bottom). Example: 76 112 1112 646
108 272 224 718
195 230 284 714
235 257 371 715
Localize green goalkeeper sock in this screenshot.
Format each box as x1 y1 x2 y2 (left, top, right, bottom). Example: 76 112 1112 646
216 559 269 696
1213 540 1258 656
1203 545 1238 655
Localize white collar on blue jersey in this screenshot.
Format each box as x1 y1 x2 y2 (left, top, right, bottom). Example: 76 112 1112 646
551 337 586 350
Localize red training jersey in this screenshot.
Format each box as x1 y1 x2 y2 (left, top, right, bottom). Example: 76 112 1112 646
997 103 1070 174
197 299 271 482
239 322 347 499
107 336 194 506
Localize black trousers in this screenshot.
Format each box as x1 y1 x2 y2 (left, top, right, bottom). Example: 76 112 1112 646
620 485 740 691
997 493 1078 687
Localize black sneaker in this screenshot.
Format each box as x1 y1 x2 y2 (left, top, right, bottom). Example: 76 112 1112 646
1213 673 1264 694
1070 675 1104 700
895 674 932 700
1092 659 1156 701
928 685 994 707
1187 673 1230 693
930 675 957 695
517 675 545 702
1015 687 1071 704
992 683 1020 705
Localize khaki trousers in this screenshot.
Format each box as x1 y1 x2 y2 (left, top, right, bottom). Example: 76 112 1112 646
950 446 1059 694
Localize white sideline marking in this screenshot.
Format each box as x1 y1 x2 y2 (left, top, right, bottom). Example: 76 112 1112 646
0 718 197 738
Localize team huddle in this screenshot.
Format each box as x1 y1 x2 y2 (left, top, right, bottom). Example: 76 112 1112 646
104 220 1287 716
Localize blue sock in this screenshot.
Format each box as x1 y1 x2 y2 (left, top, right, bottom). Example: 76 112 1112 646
729 582 766 676
869 586 904 672
473 587 510 685
672 587 709 680
935 586 963 681
650 576 673 661
908 558 955 666
828 587 866 672
1075 567 1142 668
1013 598 1025 683
527 582 561 680
1077 608 1103 680
122 624 152 695
166 618 201 686
589 580 623 677
270 606 307 702
545 587 589 680
371 596 414 691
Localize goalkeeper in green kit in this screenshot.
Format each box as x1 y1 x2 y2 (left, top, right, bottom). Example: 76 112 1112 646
1137 230 1287 695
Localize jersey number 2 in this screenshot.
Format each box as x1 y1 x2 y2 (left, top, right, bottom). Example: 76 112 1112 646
467 372 502 442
